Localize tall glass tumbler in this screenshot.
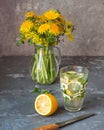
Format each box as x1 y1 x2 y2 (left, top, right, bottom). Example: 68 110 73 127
60 66 88 112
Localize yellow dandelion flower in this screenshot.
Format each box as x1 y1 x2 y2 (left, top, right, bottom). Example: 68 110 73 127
58 15 66 24
65 28 71 35
49 23 60 35
36 15 47 23
44 10 60 20
67 34 74 41
25 12 35 18
38 23 50 34
25 32 34 39
32 34 42 44
67 21 74 27
66 21 74 30
20 20 34 33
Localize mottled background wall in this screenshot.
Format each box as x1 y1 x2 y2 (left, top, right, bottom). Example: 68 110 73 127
0 0 104 57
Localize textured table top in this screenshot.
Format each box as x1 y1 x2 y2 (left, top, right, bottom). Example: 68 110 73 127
0 56 104 130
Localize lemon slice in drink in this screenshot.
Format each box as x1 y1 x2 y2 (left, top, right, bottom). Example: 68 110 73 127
66 89 73 96
68 80 83 94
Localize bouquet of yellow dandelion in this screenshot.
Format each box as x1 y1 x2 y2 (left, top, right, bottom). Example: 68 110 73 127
17 9 75 84
17 9 75 46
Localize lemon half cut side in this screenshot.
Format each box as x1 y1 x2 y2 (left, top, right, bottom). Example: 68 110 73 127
34 94 58 116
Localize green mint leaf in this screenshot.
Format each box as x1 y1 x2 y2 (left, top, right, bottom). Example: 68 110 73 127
40 89 51 94
33 87 40 93
33 87 51 94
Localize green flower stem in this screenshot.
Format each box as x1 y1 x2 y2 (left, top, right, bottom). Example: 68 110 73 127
31 55 37 80
49 52 55 81
31 46 57 84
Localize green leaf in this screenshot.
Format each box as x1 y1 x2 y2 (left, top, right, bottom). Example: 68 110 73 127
34 87 40 93
16 40 24 46
19 33 25 39
26 17 34 21
28 39 33 45
65 96 70 105
33 87 51 94
41 89 51 94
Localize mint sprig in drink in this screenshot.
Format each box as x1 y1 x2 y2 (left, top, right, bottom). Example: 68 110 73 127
60 66 88 112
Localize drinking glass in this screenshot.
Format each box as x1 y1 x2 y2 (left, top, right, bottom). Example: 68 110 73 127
60 65 88 112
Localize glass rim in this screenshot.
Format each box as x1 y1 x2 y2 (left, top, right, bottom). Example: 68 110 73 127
60 65 88 73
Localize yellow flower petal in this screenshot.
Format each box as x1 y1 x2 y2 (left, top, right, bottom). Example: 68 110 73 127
36 15 47 23
25 12 35 18
38 23 50 34
32 34 42 44
67 34 74 41
24 32 34 39
49 23 60 35
44 10 60 20
20 20 34 33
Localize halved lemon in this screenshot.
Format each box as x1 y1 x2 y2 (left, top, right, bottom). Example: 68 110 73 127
34 94 58 116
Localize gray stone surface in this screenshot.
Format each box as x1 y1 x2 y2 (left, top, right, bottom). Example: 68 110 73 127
0 56 104 130
0 0 104 56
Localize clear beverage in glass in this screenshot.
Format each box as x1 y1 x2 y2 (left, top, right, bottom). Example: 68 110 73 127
60 66 88 112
